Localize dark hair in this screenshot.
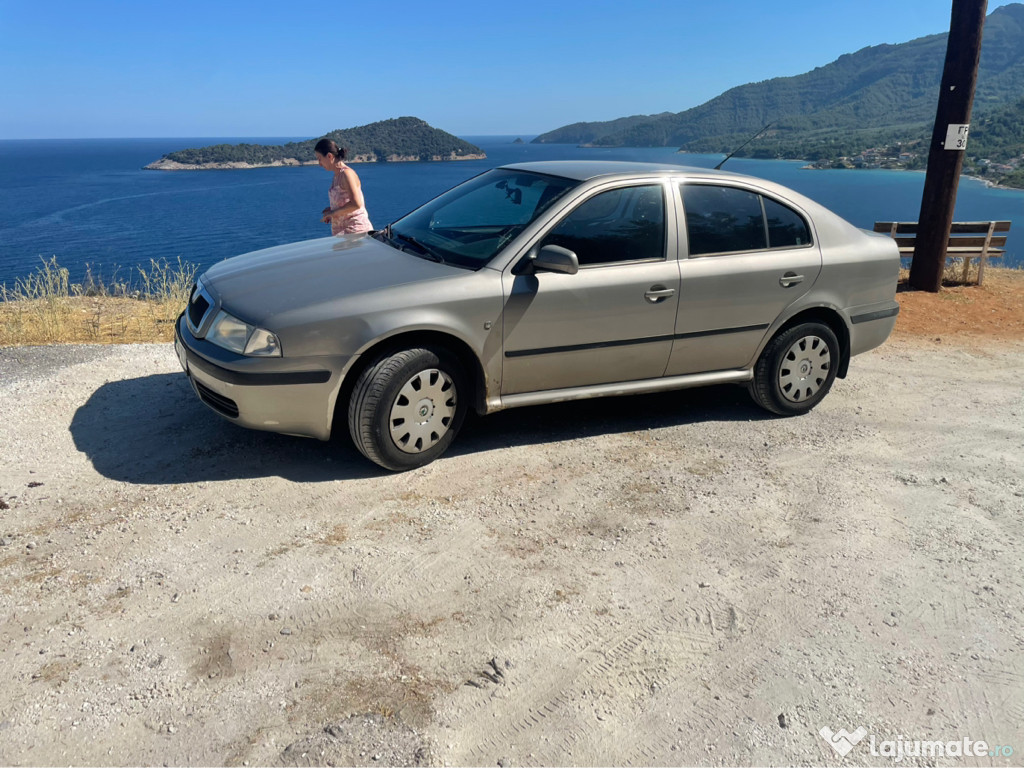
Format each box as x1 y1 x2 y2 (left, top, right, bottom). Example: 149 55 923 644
314 138 347 160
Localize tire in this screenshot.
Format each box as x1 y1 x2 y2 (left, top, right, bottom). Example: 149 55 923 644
347 347 467 471
750 322 840 416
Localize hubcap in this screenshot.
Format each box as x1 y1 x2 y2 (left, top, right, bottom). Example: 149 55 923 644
778 335 831 403
389 368 457 454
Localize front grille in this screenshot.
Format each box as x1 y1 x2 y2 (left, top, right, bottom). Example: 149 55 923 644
188 292 211 330
194 379 239 419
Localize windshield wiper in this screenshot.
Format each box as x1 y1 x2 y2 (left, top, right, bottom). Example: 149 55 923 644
371 223 394 244
393 232 445 264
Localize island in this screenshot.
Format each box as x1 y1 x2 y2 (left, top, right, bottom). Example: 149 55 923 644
145 117 485 170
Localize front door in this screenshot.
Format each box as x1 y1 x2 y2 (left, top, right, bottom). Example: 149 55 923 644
501 182 680 395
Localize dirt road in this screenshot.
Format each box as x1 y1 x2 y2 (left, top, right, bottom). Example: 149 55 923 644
1 338 1022 766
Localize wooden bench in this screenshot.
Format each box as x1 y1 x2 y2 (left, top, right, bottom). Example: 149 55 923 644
873 220 1010 285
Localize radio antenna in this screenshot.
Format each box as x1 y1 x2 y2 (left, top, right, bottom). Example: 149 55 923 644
714 122 773 170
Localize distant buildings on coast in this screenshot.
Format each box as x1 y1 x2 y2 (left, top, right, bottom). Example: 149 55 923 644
805 142 1023 186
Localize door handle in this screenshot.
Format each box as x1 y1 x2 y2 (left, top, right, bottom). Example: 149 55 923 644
779 272 804 288
644 286 676 303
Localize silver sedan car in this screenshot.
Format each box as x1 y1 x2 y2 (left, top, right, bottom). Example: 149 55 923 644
175 161 900 471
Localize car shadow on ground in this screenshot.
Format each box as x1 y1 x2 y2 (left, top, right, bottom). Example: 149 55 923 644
70 373 377 485
70 372 769 485
451 384 767 461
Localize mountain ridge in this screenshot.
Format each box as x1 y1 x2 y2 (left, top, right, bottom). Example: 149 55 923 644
533 3 1024 184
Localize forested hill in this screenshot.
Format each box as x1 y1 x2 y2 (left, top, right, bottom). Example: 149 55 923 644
145 117 485 170
972 95 1024 188
532 3 1024 166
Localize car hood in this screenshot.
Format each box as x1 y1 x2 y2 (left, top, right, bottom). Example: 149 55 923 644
201 234 457 324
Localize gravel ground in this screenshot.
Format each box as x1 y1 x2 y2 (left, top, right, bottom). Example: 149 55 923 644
0 338 1022 767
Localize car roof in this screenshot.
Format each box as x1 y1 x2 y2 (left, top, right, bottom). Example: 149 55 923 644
498 160 749 182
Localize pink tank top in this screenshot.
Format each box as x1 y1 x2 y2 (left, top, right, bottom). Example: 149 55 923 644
328 169 373 235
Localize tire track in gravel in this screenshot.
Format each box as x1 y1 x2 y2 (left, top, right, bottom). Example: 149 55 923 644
534 616 766 767
474 550 830 767
460 599 744 764
440 500 763 745
953 656 1024 750
544 661 755 767
467 509 820 764
618 585 821 766
614 632 799 767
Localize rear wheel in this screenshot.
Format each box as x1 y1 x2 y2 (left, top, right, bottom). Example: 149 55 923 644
750 322 839 415
348 347 467 471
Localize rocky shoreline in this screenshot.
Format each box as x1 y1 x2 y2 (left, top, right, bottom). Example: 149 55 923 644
144 152 486 171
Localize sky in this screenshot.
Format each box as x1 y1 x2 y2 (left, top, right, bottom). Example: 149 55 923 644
0 0 1016 139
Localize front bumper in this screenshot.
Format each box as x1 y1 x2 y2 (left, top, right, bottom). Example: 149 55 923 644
174 314 352 440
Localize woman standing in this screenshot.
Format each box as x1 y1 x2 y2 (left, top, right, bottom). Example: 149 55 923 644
314 138 373 235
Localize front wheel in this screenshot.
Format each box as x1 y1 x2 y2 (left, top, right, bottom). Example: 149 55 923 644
348 347 467 471
750 322 840 416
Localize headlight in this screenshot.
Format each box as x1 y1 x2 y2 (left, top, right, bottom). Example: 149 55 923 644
244 327 281 357
206 310 282 357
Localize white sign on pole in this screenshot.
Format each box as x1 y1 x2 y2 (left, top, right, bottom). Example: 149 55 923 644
944 124 969 150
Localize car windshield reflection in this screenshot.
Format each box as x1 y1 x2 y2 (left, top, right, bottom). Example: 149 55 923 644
383 169 577 269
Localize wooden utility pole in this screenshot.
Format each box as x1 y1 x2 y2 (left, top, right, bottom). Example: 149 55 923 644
909 0 988 292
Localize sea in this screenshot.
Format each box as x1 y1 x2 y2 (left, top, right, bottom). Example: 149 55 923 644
1 135 1021 289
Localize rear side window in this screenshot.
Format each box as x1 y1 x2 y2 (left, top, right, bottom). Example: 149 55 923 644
681 184 810 256
764 197 811 248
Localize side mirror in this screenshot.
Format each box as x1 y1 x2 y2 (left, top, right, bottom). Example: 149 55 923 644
531 244 579 275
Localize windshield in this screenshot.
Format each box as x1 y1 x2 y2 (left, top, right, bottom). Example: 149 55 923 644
384 169 577 269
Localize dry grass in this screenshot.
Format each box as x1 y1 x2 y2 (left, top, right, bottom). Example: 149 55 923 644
0 256 196 347
897 254 1008 287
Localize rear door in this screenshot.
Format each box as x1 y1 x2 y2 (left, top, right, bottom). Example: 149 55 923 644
666 182 822 375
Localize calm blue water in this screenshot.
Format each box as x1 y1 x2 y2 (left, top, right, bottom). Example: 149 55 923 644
0 135 1021 289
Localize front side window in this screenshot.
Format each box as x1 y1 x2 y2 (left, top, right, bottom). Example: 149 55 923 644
387 169 576 268
682 185 765 255
541 185 665 266
681 184 811 256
